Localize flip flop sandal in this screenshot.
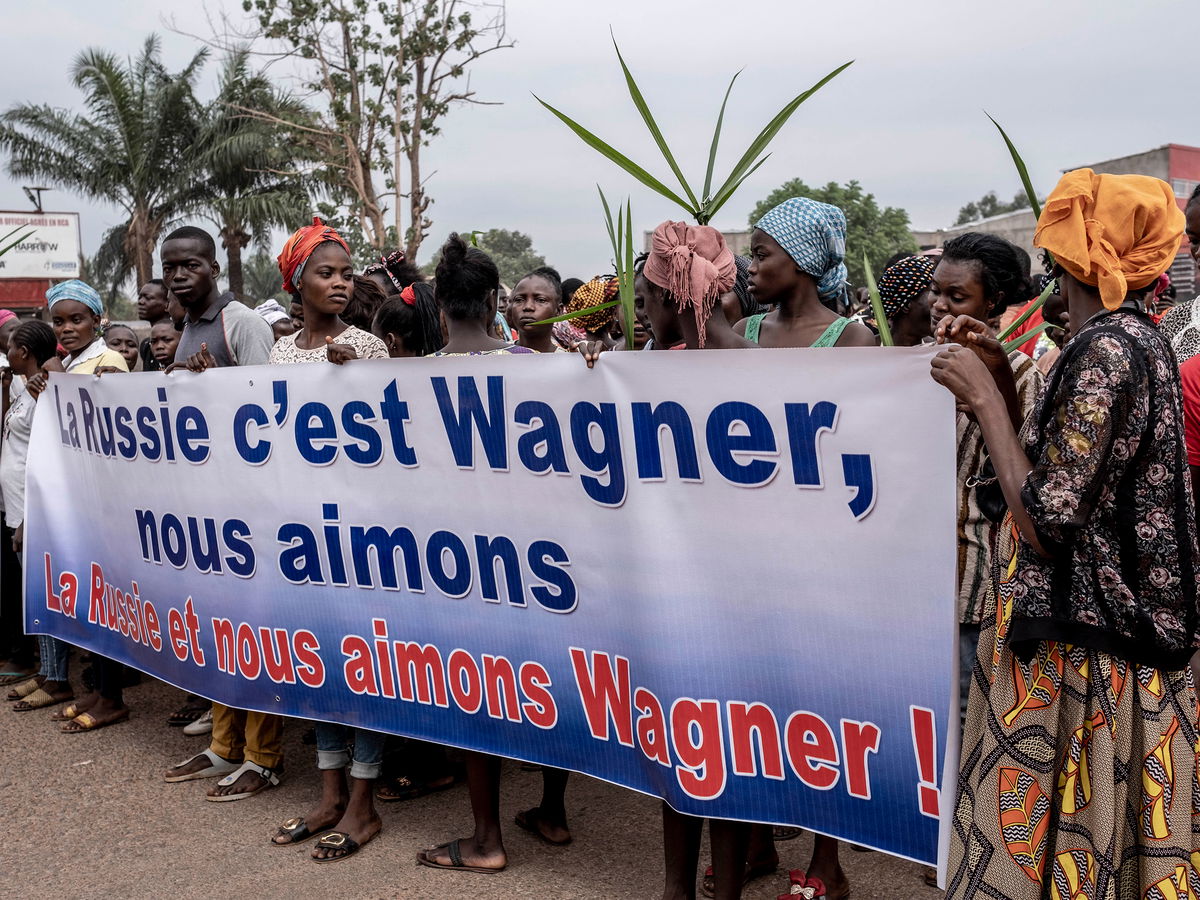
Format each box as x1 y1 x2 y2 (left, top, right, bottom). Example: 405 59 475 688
773 825 803 841
206 760 282 801
701 860 779 898
51 702 85 722
61 708 130 733
415 839 505 875
167 698 210 727
272 817 328 846
376 772 458 803
778 870 829 900
312 830 372 863
6 678 42 701
514 808 573 846
13 687 73 711
165 748 242 783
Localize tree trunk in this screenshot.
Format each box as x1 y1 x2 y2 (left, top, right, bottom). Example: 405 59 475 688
405 57 427 261
136 246 153 288
221 224 251 303
126 205 154 288
393 0 406 245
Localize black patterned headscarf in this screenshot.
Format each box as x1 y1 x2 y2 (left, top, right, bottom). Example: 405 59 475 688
878 255 936 323
732 255 756 317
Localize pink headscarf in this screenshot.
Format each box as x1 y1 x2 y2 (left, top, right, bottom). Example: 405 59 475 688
642 222 735 347
0 309 16 329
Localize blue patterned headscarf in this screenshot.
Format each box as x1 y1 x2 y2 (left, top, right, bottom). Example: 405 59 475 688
46 279 104 316
754 197 848 301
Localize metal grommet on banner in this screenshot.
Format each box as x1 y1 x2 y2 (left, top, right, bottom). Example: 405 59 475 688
275 696 281 702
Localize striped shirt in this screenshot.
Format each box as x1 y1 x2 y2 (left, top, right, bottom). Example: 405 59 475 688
956 351 1044 624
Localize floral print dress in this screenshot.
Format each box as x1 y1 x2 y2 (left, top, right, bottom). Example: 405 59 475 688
947 310 1200 900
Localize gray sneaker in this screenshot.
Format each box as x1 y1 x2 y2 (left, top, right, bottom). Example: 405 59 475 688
182 708 213 736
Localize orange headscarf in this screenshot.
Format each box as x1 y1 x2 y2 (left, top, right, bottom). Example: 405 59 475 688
1034 169 1184 310
277 216 351 294
642 221 736 347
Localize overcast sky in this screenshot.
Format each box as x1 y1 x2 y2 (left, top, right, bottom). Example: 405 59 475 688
0 0 1192 287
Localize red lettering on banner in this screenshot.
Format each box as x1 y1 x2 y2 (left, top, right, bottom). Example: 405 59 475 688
448 649 483 713
840 719 881 800
44 553 78 617
88 563 105 626
635 687 671 766
670 698 726 800
785 711 840 790
212 618 235 672
910 706 939 817
294 631 325 687
168 608 189 661
184 598 205 665
342 634 379 695
260 628 297 684
236 623 261 679
728 701 784 779
144 600 161 652
519 661 557 728
483 655 522 722
394 641 449 706
372 619 396 699
569 647 634 747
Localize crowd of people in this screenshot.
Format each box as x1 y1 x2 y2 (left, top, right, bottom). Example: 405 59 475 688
1 169 1200 900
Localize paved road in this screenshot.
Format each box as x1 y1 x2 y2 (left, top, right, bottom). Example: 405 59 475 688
1 677 944 899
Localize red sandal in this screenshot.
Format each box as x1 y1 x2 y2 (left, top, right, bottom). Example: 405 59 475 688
778 869 827 899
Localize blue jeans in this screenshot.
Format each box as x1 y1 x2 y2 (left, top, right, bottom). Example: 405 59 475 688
38 635 70 681
314 723 386 780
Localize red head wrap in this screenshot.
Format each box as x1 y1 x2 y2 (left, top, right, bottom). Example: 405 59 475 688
277 217 351 294
642 222 735 348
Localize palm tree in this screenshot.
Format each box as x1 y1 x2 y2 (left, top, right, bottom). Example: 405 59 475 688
197 49 316 299
0 35 207 285
242 248 286 304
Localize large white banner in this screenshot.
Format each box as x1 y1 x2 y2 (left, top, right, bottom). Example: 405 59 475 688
25 348 956 863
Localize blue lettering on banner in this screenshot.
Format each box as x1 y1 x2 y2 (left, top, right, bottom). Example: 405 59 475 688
26 355 954 868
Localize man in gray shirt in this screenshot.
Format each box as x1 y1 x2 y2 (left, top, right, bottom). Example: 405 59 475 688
162 226 273 369
158 225 283 802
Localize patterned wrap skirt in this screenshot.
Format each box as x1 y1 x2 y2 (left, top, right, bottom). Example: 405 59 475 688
947 519 1200 899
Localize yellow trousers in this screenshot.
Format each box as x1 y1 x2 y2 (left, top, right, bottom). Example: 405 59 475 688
209 703 284 769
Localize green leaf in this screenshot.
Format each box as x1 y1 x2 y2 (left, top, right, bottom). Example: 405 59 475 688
985 113 1041 219
622 199 636 350
703 69 742 201
997 278 1054 341
704 154 771 223
535 94 696 214
710 61 853 208
531 299 620 326
0 229 36 258
612 37 698 209
598 185 619 257
863 252 892 346
1001 321 1058 355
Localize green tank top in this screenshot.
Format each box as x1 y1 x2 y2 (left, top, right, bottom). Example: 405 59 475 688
743 313 852 348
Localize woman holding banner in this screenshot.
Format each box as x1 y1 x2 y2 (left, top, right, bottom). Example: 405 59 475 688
266 218 389 863
931 170 1199 900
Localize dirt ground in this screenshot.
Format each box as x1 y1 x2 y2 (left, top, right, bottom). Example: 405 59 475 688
0 675 944 899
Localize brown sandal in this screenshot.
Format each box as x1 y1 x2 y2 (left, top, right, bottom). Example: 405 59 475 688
13 687 73 711
61 708 129 733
